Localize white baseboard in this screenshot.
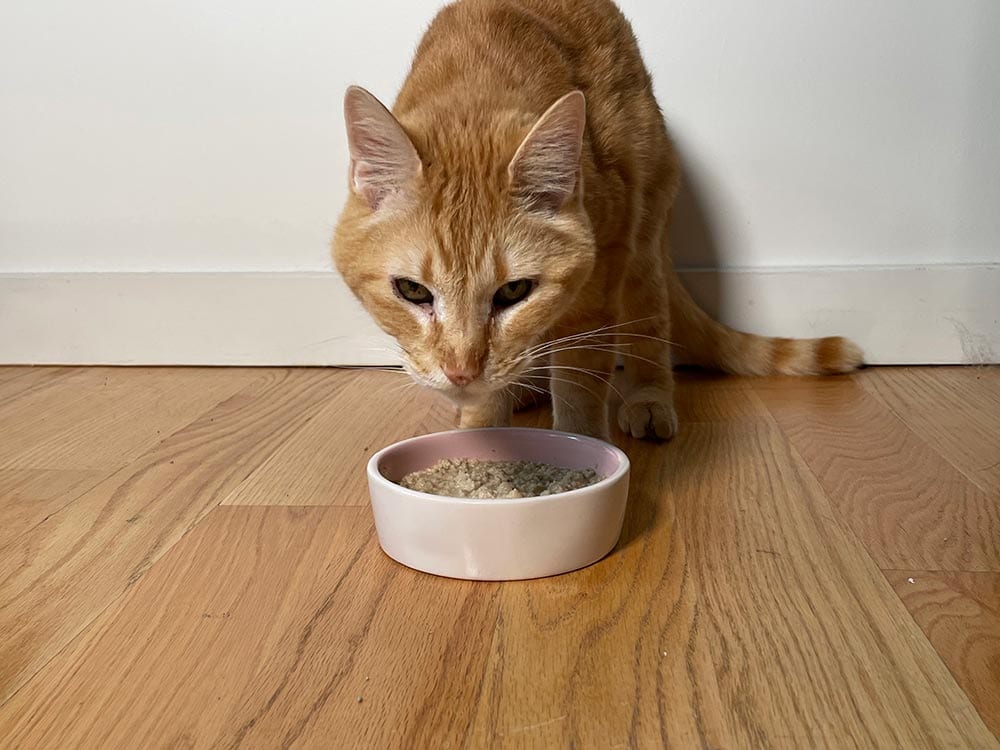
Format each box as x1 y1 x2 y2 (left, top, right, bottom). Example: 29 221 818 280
0 266 997 366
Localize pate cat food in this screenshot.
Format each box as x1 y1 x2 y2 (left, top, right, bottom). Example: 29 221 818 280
398 458 602 499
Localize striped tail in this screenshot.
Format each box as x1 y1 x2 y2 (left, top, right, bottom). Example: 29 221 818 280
667 270 864 376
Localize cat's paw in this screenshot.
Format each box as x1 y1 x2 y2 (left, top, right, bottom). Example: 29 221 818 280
617 386 678 441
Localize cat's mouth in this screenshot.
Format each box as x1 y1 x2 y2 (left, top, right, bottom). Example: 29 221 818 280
438 379 499 406
401 360 502 405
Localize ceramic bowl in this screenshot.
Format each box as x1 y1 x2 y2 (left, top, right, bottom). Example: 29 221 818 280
366 427 630 580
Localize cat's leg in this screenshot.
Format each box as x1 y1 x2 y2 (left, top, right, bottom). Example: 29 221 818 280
616 262 678 441
459 389 513 429
549 330 616 440
509 382 550 412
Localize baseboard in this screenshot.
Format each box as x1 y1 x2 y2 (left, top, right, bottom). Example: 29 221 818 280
0 266 997 365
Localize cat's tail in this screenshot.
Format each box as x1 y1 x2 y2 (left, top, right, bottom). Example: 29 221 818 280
666 270 864 376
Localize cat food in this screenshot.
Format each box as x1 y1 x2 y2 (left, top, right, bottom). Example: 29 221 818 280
398 458 601 499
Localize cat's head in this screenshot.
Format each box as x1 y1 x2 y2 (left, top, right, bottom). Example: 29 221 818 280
333 86 595 405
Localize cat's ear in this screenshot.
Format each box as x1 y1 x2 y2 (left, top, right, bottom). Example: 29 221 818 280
344 86 422 211
508 91 586 214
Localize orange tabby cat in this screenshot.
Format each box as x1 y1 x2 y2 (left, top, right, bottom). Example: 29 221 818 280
333 0 862 440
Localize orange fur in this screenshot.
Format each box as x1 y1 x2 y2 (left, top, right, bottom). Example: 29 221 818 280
333 0 863 440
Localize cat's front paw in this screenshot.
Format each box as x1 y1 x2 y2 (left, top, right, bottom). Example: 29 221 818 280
617 386 678 441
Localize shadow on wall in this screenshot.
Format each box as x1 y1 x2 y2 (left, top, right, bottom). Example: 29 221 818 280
667 142 799 348
667 144 725 325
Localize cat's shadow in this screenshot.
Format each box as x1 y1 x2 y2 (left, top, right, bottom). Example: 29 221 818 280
511 393 699 553
668 149 727 336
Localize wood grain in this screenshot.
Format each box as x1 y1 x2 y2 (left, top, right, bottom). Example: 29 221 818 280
2 392 995 747
0 367 259 470
755 377 1000 572
0 366 78 410
0 368 344 703
649 370 766 425
222 371 456 507
0 366 40 386
459 424 992 748
0 367 997 748
886 570 1000 740
0 469 105 548
860 367 1000 494
0 506 504 749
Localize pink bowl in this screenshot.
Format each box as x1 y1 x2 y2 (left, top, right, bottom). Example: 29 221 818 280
366 427 630 580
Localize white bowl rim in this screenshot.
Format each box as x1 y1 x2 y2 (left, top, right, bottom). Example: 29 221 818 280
366 426 630 508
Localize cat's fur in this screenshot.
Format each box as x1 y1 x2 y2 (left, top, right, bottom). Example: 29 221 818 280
333 0 863 440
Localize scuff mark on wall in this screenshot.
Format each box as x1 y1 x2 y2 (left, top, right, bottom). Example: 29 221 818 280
946 316 997 364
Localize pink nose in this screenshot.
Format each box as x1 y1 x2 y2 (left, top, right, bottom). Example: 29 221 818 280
443 363 481 387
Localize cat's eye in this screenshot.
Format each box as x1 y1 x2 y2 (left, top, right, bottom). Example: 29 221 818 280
394 278 434 305
493 279 534 309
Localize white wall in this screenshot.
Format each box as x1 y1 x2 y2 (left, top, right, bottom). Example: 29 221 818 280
2 0 998 273
0 0 432 272
1 1 997 365
634 1 1000 269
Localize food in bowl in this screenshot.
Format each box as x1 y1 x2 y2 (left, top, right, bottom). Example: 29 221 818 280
367 427 630 580
398 457 602 499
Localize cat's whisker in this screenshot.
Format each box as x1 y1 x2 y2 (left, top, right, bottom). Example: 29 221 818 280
521 365 625 403
300 333 403 354
508 342 628 370
514 377 578 415
531 333 679 359
517 376 594 418
524 363 608 377
510 379 550 399
385 378 422 399
592 332 678 346
337 365 407 374
525 316 658 350
533 343 674 374
523 317 661 358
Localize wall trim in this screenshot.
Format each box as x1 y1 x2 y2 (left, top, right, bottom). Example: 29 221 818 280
1 266 997 366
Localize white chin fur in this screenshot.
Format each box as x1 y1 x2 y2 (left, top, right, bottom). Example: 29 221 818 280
401 362 496 405
440 382 494 406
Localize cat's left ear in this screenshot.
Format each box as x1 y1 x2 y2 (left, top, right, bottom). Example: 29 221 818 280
508 91 586 214
344 86 422 211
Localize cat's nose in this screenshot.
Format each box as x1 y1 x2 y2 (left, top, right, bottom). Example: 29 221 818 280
443 363 481 387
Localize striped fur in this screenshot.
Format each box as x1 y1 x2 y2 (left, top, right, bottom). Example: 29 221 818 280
667 271 864 376
333 0 863 440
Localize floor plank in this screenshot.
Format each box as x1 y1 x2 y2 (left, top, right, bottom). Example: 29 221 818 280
755 378 1000 572
222 371 456 507
2 406 993 747
0 469 107 548
1 367 997 748
219 370 769 509
0 506 503 749
860 367 1000 495
0 366 79 410
0 367 260 470
0 366 41 386
886 570 1000 740
0 368 344 704
667 371 767 424
460 423 992 748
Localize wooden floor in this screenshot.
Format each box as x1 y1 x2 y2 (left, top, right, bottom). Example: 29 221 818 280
0 365 997 748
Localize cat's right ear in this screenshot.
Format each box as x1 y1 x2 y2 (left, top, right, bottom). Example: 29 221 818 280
508 91 586 215
344 86 422 211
